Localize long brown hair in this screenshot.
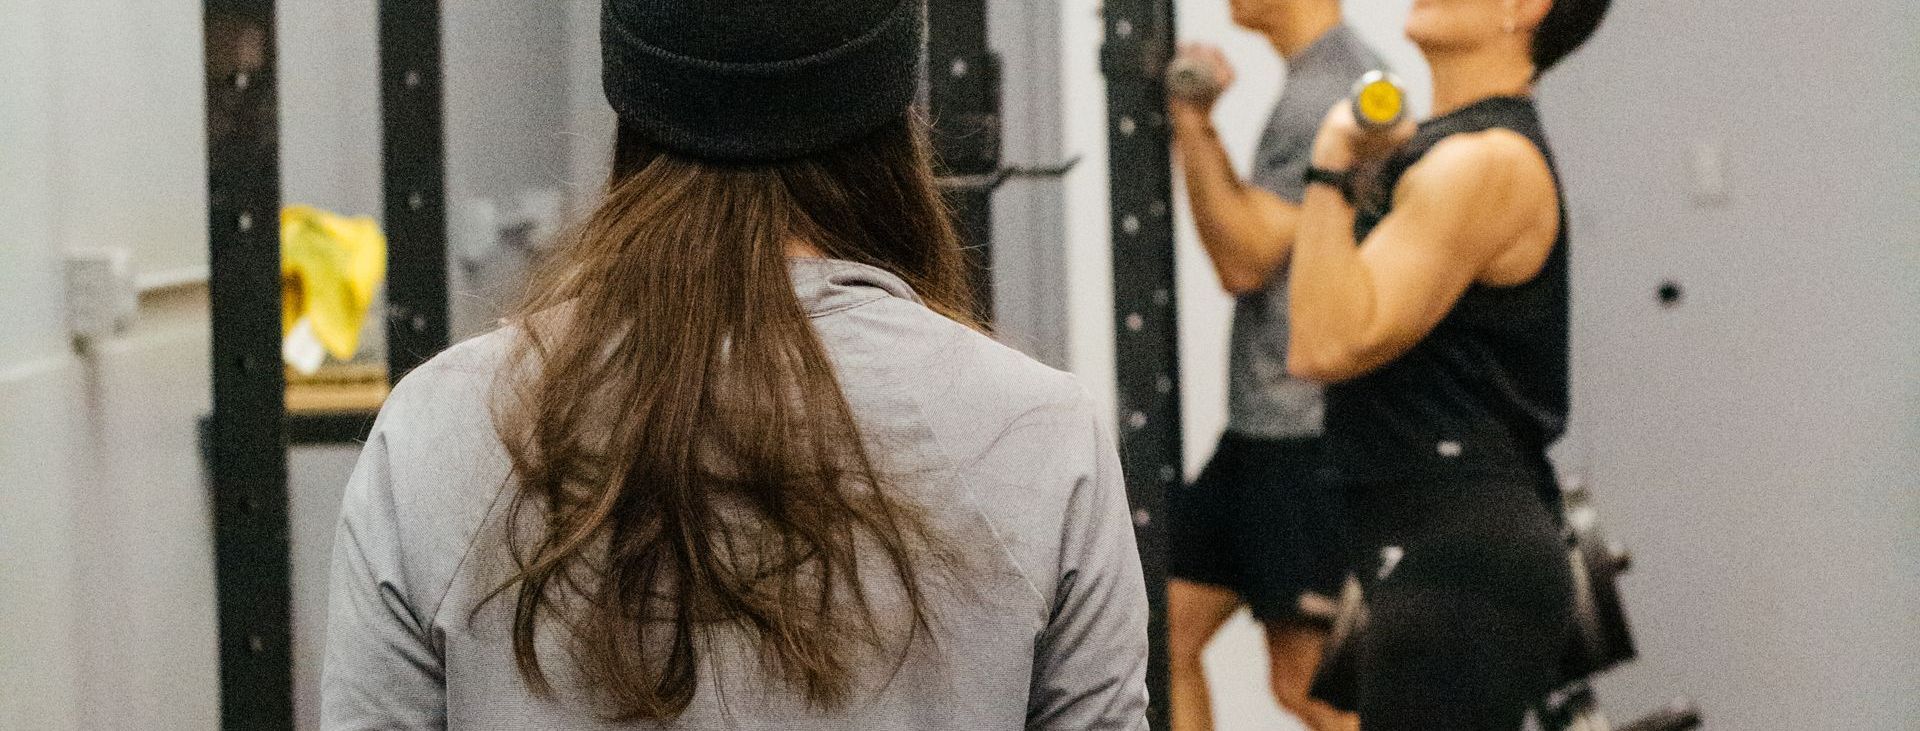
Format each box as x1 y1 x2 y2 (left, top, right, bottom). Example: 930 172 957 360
486 112 974 720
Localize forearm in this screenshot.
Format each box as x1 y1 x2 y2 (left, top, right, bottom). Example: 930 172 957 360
1287 117 1538 383
1173 114 1292 293
1286 183 1377 381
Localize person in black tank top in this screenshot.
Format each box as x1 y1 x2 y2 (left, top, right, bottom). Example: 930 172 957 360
1282 1 1613 729
1338 96 1570 505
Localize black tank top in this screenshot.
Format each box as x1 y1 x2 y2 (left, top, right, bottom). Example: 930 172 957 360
1326 96 1568 485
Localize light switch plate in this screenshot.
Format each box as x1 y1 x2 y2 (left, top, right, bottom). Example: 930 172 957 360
1690 140 1730 207
65 247 138 342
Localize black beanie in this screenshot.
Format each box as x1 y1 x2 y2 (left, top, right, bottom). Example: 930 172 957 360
601 0 924 163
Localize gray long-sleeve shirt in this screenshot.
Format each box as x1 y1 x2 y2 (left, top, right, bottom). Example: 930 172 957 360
321 257 1150 730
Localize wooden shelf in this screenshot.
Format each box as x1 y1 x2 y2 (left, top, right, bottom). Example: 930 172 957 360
285 363 387 443
286 379 389 415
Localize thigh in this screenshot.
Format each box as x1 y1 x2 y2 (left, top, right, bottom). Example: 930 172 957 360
1169 579 1244 657
1262 618 1331 688
1234 441 1345 624
1339 476 1575 729
1169 438 1246 590
1355 581 1563 731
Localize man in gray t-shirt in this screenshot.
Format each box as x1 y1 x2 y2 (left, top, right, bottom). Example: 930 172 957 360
1165 3 1383 730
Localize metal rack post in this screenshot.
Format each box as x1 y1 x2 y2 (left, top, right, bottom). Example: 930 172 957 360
204 2 293 726
928 0 1003 319
1099 1 1182 725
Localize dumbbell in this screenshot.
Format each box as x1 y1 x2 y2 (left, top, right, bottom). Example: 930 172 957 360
1168 59 1407 132
1350 69 1408 131
1164 54 1221 102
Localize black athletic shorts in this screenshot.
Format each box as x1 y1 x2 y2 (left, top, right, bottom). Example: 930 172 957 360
1311 469 1575 730
1168 432 1345 624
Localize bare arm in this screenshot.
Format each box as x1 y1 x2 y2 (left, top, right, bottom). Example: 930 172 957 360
1173 108 1302 295
1287 117 1558 383
1168 44 1301 296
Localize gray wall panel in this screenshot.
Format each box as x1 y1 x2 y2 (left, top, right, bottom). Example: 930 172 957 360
1540 1 1918 726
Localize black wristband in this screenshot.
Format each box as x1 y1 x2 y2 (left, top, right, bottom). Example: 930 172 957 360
1304 166 1354 203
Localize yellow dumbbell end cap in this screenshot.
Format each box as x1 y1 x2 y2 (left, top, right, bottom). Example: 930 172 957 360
1356 74 1405 127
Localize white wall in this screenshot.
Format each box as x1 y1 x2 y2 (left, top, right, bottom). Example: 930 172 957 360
0 0 67 369
1057 0 1119 414
275 0 574 225
982 0 1075 369
40 0 209 283
440 0 578 337
0 2 588 728
0 365 88 731
0 3 82 726
279 0 383 220
562 0 617 205
443 2 572 208
0 292 218 731
1539 1 1919 727
64 293 221 729
0 1 217 728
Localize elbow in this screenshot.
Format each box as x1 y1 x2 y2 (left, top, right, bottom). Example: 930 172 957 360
1286 351 1337 384
1287 344 1366 384
1216 264 1272 297
1219 273 1261 297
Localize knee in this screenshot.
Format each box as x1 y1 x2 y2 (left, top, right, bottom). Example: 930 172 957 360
1263 631 1326 704
1168 623 1220 669
1169 635 1209 675
1169 627 1216 676
1267 657 1314 705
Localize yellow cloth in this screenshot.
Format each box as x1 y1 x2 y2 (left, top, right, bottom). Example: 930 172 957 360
281 205 387 361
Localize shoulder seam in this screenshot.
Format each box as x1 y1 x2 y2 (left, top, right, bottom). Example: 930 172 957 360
422 472 516 632
901 395 1051 610
884 338 1054 612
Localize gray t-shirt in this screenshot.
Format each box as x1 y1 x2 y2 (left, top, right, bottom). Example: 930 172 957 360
321 258 1149 730
1227 24 1384 439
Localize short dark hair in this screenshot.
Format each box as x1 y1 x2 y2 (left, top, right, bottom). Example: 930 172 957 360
1532 0 1612 73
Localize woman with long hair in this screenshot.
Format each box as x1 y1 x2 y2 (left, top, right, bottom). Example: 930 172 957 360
1285 0 1612 728
320 2 1148 728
